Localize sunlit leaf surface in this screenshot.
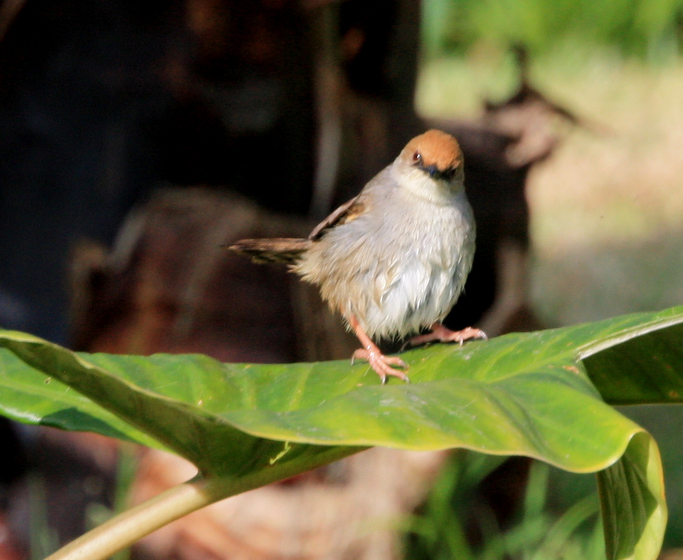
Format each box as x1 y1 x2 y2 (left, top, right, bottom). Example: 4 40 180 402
1 306 682 560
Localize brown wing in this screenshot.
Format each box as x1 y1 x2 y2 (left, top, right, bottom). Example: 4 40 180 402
231 193 369 263
308 194 368 240
228 238 313 264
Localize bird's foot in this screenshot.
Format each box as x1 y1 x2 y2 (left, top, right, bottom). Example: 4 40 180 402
351 348 409 384
407 323 487 348
348 314 410 383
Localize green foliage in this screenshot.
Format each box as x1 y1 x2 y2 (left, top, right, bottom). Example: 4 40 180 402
28 474 60 560
0 306 682 559
405 455 604 560
422 0 683 61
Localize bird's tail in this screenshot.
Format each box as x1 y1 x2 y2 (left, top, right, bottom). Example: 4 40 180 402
228 238 312 264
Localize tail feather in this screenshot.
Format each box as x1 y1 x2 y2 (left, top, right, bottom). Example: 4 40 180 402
228 238 312 264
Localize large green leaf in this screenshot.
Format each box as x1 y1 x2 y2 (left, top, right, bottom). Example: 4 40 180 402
580 313 683 404
598 432 666 560
1 306 682 560
0 349 164 450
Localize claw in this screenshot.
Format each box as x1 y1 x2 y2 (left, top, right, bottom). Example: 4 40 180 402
408 323 487 348
352 348 409 383
348 314 410 383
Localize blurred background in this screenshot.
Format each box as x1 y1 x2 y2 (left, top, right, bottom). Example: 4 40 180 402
0 0 682 558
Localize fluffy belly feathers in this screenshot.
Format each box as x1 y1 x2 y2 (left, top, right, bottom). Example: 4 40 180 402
295 194 475 340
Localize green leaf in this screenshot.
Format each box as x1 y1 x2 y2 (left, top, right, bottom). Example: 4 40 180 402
580 315 683 404
598 432 666 560
1 306 682 560
0 333 358 479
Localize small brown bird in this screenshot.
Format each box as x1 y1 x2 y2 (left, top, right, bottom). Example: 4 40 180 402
230 129 486 383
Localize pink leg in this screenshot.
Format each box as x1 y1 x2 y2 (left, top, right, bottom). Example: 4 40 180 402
348 315 409 384
408 323 487 348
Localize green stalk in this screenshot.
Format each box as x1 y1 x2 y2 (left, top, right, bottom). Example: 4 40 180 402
45 475 223 560
45 445 359 560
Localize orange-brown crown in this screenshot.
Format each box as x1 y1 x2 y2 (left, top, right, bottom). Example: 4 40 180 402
399 129 463 172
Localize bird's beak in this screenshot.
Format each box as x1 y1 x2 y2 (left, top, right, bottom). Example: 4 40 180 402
424 165 456 181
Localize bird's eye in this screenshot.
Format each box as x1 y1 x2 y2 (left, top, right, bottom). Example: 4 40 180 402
412 151 422 165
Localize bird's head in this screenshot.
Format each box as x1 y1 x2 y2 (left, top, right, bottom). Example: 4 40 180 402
394 130 465 201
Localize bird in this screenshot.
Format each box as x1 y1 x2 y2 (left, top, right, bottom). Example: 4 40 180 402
230 129 486 383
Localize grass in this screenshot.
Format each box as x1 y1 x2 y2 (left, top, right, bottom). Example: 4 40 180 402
403 453 604 560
